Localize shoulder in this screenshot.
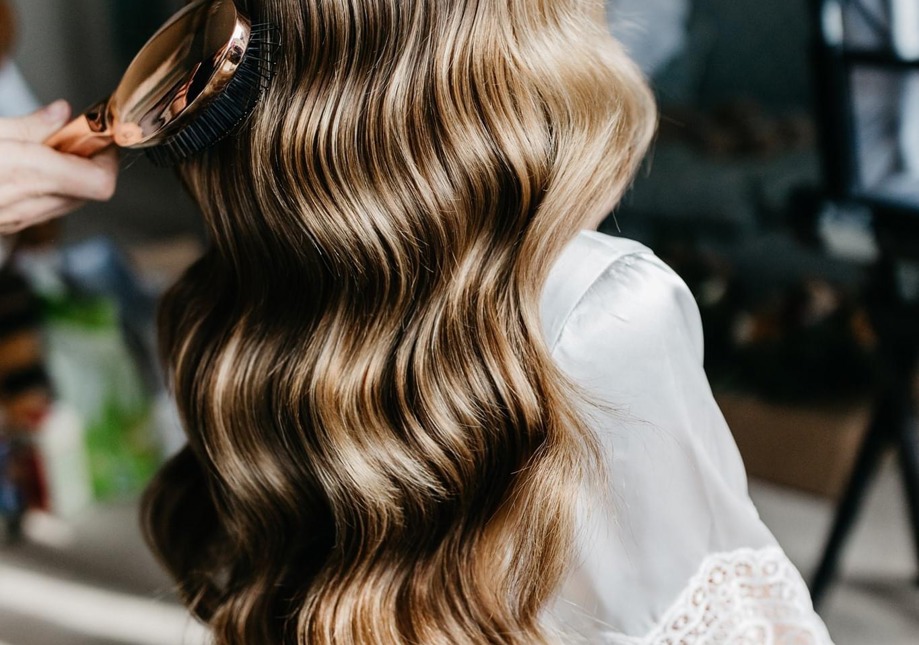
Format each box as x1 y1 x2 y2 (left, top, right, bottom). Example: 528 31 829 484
541 231 702 360
540 231 652 348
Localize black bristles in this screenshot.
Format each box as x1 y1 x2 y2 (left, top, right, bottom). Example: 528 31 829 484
145 22 279 167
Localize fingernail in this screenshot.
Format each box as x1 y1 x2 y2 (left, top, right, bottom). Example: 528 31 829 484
42 100 69 123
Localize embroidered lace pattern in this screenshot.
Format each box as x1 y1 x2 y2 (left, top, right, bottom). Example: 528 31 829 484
610 547 834 645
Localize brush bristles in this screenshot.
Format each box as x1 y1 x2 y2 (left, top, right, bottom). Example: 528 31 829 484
145 23 278 167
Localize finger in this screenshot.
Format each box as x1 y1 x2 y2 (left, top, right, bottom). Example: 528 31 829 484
0 100 71 143
89 146 120 177
0 196 81 234
0 140 118 204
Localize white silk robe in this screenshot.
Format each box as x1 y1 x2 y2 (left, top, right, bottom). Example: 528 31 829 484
543 232 835 644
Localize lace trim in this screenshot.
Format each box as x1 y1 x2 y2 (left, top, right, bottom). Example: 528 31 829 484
607 546 835 645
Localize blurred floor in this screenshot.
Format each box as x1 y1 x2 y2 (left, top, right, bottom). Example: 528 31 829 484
752 454 919 645
0 503 207 645
0 458 917 644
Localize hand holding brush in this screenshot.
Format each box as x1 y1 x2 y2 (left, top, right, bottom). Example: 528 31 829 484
1 0 274 235
0 101 118 235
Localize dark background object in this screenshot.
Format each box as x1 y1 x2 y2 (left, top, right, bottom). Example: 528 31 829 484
110 0 172 67
807 0 919 606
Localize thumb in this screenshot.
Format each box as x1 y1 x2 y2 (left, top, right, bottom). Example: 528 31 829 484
0 100 71 143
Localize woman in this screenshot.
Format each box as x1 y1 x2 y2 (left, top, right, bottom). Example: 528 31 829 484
143 1 835 643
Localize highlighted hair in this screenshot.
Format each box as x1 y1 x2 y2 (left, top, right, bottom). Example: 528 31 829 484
143 0 655 642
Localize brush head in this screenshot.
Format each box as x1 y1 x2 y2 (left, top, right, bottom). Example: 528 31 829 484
144 22 278 167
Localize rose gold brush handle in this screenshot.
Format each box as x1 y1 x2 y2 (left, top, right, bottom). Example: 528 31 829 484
44 99 115 157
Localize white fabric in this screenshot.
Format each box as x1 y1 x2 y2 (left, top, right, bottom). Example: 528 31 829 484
891 0 919 60
605 0 690 76
842 0 919 182
0 60 40 117
541 231 834 644
890 0 919 177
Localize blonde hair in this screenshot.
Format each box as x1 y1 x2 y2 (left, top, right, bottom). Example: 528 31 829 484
142 1 655 643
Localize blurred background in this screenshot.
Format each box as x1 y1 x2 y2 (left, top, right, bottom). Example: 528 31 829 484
0 1 918 644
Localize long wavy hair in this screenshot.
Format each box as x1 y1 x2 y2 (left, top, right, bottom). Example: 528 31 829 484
142 1 655 643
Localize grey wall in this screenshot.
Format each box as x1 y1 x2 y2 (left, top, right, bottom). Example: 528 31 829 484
13 0 184 108
14 0 119 109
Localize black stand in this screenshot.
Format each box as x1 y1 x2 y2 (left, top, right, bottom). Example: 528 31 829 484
810 216 919 607
807 0 919 605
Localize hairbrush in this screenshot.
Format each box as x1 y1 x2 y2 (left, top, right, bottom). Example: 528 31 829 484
44 0 276 166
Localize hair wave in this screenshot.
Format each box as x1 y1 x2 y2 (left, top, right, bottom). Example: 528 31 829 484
142 1 655 642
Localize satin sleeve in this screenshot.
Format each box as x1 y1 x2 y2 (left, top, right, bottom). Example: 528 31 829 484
0 61 40 117
547 247 834 644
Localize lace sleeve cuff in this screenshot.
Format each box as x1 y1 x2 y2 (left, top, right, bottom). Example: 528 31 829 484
603 547 834 645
